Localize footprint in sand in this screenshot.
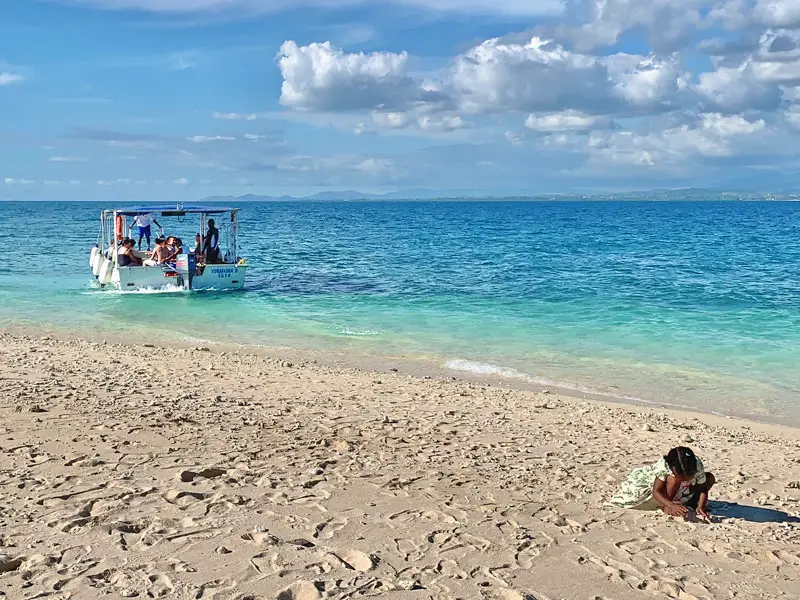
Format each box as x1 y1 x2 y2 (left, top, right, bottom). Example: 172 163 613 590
514 539 543 570
765 549 800 566
312 517 347 540
395 538 425 562
242 531 282 546
147 573 174 598
193 578 238 598
435 559 468 580
178 467 227 483
276 580 323 600
333 549 375 572
0 555 24 574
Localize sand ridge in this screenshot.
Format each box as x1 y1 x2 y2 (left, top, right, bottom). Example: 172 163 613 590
1 332 799 599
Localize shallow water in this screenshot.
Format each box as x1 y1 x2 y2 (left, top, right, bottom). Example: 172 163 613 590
2 200 799 423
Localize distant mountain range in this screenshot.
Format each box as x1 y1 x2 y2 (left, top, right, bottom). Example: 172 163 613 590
202 189 469 202
201 187 800 202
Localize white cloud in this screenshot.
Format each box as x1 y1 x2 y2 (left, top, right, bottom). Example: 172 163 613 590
525 110 613 132
173 177 189 185
213 111 259 121
188 135 236 142
749 30 800 85
356 157 399 176
696 64 780 112
97 178 134 185
449 37 612 114
607 54 687 108
694 28 800 111
4 178 34 185
661 113 765 157
0 72 24 86
278 41 423 112
49 156 88 162
582 113 767 171
505 131 525 145
418 115 466 132
354 110 468 135
754 0 800 28
279 37 689 121
371 111 410 129
554 0 708 52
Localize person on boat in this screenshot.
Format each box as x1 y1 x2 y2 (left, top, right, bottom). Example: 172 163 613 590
144 238 170 266
202 219 221 263
610 446 715 519
117 238 142 267
164 236 183 263
132 212 163 251
193 233 205 263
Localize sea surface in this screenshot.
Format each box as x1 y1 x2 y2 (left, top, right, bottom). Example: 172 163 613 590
2 200 799 424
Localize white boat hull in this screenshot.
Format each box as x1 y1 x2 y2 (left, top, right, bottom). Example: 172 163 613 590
109 264 247 291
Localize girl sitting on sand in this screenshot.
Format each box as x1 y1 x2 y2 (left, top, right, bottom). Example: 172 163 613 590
610 446 715 518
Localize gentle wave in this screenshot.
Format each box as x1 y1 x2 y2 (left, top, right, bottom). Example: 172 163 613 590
337 328 382 337
444 358 649 404
82 284 187 295
179 334 218 345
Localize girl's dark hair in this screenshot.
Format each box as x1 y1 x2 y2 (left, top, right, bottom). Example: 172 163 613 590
664 446 698 477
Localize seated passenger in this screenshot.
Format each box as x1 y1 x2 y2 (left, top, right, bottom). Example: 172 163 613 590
193 233 205 263
164 236 183 263
117 239 142 267
143 237 171 266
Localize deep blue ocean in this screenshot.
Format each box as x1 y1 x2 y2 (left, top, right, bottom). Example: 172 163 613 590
2 200 799 423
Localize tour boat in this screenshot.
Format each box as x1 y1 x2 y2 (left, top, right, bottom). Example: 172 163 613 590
89 204 247 291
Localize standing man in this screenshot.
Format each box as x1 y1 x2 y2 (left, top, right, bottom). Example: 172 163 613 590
203 218 221 263
132 212 163 251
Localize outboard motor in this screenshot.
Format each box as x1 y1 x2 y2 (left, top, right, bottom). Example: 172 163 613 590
175 253 196 290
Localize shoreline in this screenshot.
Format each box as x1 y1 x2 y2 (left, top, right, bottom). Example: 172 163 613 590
1 329 799 599
4 322 797 432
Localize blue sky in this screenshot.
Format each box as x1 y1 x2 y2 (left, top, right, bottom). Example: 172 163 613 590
2 0 800 200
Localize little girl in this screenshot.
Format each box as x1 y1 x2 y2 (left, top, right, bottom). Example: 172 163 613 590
610 447 716 518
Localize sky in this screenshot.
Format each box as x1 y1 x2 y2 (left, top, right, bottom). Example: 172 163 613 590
3 0 800 200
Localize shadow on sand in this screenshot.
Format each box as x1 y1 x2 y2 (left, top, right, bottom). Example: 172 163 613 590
710 501 800 524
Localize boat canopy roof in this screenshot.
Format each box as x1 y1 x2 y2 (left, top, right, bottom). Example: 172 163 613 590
107 204 237 216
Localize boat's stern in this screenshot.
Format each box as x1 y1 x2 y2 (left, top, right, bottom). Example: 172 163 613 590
174 253 246 290
192 263 247 290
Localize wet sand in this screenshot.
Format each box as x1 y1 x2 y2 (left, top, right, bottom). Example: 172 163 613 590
1 331 799 599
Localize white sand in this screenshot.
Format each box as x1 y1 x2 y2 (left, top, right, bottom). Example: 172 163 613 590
1 331 799 600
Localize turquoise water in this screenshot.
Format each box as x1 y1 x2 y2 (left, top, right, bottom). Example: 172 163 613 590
2 200 799 423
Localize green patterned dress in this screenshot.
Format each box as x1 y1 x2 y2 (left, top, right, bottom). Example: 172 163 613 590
610 456 706 510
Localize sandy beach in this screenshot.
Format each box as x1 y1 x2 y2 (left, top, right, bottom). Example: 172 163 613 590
1 331 799 600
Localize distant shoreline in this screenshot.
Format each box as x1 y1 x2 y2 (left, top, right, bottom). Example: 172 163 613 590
4 197 800 203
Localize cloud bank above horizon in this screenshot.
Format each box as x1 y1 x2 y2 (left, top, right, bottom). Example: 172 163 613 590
4 0 800 199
